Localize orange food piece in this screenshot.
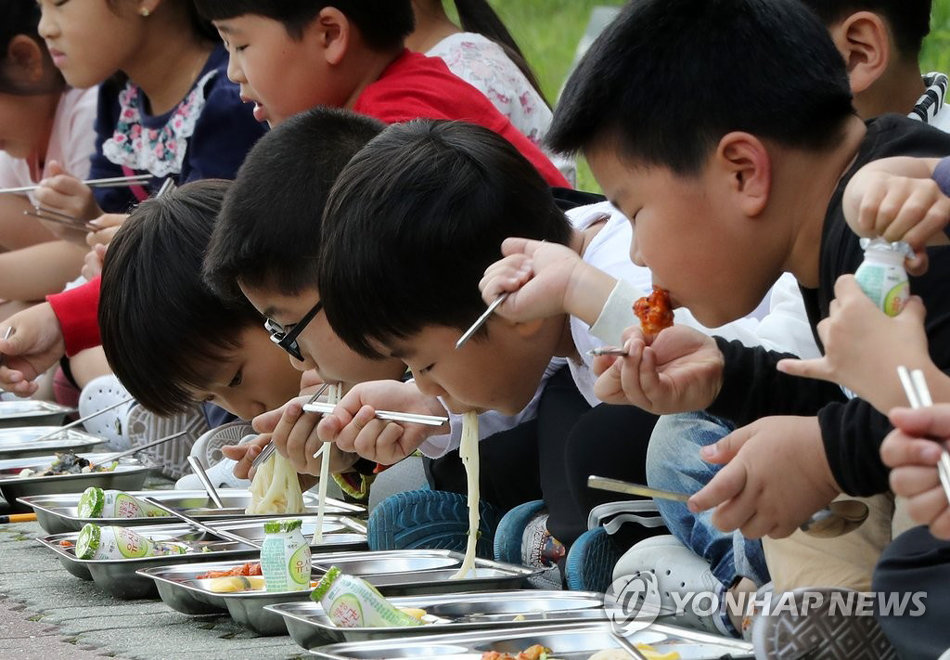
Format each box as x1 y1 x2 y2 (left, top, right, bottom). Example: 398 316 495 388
481 645 550 660
196 561 261 579
634 285 674 337
59 539 75 548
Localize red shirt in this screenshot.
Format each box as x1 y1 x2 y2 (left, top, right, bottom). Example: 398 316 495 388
47 277 101 357
354 50 569 188
50 52 571 355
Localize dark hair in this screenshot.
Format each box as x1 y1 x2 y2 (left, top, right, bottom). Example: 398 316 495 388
449 0 547 105
99 180 262 415
193 0 414 50
0 0 63 95
318 120 572 358
548 0 855 175
799 0 932 59
203 107 385 303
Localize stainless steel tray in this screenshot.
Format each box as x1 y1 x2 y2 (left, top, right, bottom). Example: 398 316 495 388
267 590 608 649
36 515 366 599
0 400 75 428
309 621 755 659
0 426 105 459
0 453 149 505
19 488 365 535
140 550 537 636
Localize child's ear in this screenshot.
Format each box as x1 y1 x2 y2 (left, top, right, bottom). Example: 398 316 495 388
715 132 770 217
827 12 889 96
6 35 46 84
510 317 546 340
314 7 349 66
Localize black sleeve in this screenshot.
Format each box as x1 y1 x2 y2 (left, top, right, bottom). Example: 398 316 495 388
707 337 846 426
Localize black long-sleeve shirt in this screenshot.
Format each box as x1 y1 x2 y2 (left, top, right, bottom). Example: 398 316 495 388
708 115 950 496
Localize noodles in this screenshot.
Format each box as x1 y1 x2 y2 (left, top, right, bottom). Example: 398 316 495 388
313 383 340 544
451 411 480 579
245 448 305 515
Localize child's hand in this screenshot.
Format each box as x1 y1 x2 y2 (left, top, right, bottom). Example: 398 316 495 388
777 275 932 411
82 244 108 281
592 323 724 414
252 395 359 477
843 168 950 275
33 160 103 224
688 415 841 538
85 213 127 248
881 405 950 540
221 433 271 479
0 302 67 397
317 380 448 465
480 237 618 325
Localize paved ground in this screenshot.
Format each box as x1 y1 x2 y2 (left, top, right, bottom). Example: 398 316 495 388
0 521 309 659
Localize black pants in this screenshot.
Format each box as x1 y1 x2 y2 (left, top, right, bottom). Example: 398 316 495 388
427 366 660 549
872 525 950 659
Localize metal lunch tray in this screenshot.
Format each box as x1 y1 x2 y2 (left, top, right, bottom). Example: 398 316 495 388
266 590 608 649
0 453 150 506
309 621 755 659
19 489 365 535
0 426 105 459
0 400 75 429
36 515 367 599
139 549 537 636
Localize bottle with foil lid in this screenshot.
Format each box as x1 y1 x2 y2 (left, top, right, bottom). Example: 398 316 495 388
854 238 912 317
77 486 172 519
311 566 425 628
74 523 187 560
260 519 311 592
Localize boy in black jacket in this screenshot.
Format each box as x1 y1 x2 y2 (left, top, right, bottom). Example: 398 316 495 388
544 0 950 654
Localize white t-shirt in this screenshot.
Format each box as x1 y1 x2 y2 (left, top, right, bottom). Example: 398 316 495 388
0 87 97 204
428 32 576 186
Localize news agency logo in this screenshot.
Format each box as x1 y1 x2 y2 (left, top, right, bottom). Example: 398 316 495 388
604 572 663 634
604 576 928 633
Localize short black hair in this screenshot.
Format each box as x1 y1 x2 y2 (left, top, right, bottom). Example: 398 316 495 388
193 0 414 50
0 0 63 95
318 120 572 358
203 107 385 303
99 180 262 415
799 0 932 59
548 0 855 175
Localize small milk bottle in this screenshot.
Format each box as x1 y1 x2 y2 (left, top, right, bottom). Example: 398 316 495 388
260 519 311 592
310 566 424 628
853 238 912 316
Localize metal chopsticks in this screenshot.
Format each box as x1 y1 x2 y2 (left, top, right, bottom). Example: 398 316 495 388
897 365 950 505
250 383 331 472
0 174 153 195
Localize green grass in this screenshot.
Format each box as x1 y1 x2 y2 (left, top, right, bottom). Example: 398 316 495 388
487 0 950 191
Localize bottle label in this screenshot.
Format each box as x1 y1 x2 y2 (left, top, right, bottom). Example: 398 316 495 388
260 530 311 592
855 262 909 317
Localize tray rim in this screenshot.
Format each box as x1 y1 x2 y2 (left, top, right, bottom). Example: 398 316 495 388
0 400 76 417
308 620 756 659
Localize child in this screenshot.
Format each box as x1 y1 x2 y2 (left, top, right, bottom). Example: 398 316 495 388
0 1 97 313
27 0 264 402
800 0 949 129
96 178 373 493
192 0 569 188
314 119 767 595
542 0 950 654
408 0 574 184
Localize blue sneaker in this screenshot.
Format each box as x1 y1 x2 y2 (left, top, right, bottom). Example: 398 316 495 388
368 490 501 557
494 500 566 590
565 526 626 593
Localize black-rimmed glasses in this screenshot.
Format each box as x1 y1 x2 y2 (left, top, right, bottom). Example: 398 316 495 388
264 300 323 361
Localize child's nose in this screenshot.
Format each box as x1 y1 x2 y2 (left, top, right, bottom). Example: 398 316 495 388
413 373 447 399
226 55 245 84
629 237 647 268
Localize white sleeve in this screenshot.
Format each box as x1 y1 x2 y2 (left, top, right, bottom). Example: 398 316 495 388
753 272 822 358
588 278 643 347
417 358 567 458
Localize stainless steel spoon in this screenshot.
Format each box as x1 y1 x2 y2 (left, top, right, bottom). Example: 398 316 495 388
588 476 870 539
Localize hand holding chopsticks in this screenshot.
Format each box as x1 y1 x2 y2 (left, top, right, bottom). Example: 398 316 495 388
896 366 950 506
0 174 153 196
